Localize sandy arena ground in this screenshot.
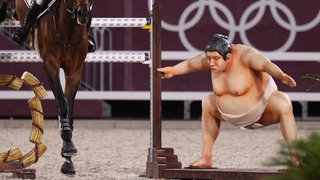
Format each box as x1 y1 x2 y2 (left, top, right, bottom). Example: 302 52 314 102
0 122 318 180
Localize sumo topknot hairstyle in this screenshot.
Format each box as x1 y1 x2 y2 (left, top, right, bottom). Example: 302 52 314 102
204 34 232 61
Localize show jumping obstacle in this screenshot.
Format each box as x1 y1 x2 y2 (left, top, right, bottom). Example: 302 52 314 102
0 3 284 180
0 72 48 179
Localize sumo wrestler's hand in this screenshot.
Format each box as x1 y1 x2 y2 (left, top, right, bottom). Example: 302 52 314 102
157 67 174 79
281 73 296 87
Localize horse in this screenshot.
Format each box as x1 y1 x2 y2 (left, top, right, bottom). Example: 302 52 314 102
13 0 92 176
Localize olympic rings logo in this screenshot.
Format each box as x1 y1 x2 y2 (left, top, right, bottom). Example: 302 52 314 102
152 0 320 52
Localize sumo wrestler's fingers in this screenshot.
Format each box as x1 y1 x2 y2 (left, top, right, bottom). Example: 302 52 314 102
288 76 296 87
281 74 295 87
157 68 164 79
160 72 165 79
158 67 173 79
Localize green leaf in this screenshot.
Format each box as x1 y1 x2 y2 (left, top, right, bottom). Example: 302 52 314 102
302 76 320 81
306 74 320 77
306 82 320 91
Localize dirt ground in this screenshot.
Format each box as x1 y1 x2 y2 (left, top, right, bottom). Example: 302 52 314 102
0 126 318 180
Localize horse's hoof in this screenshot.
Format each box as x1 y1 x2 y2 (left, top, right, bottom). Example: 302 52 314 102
61 141 78 157
61 161 76 177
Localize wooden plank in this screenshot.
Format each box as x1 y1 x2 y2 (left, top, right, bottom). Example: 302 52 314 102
152 3 162 148
0 162 22 169
0 162 36 179
160 168 284 180
0 163 36 179
13 169 36 179
146 4 163 178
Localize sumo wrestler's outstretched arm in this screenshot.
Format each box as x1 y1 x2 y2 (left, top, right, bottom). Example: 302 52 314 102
245 48 296 87
157 53 209 79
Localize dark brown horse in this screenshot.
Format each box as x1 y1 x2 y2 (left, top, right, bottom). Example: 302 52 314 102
13 0 92 176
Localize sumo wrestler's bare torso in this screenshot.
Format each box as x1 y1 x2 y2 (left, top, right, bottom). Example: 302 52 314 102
211 45 270 115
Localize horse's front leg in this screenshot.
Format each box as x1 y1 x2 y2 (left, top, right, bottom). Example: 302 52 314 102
61 68 83 156
64 69 82 129
59 67 83 177
43 60 68 124
43 60 78 177
43 60 77 152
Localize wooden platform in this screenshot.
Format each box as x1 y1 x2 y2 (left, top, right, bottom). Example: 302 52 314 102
0 162 36 179
160 168 283 180
146 148 284 180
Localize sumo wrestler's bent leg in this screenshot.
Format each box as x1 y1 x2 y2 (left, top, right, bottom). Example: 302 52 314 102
260 91 298 165
277 94 299 165
190 93 222 167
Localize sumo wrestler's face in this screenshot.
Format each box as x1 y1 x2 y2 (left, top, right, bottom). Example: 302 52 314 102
206 51 229 73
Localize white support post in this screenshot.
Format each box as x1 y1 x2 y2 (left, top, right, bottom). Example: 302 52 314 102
184 100 192 120
299 101 308 121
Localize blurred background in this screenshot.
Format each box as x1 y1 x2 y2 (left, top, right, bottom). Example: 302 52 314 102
0 0 320 121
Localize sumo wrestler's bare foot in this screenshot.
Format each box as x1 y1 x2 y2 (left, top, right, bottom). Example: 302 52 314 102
189 157 213 167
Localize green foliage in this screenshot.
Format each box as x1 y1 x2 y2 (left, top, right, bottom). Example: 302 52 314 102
302 74 320 91
262 132 320 180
